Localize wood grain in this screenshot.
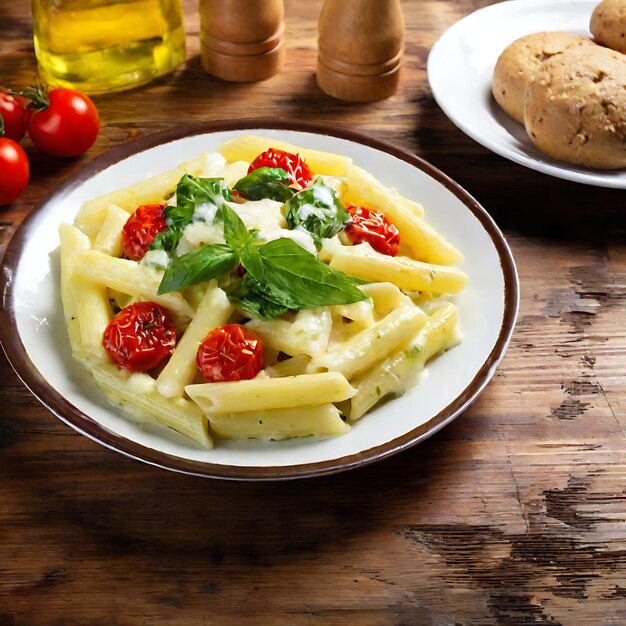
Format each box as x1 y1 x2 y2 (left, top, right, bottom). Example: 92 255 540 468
1 1 626 624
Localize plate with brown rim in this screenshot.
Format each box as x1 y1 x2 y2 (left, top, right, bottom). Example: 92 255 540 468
0 120 518 480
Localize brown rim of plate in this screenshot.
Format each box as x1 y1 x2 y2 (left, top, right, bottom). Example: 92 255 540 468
0 119 519 481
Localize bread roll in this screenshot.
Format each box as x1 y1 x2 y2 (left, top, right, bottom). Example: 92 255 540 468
524 45 626 169
591 0 626 54
492 32 593 123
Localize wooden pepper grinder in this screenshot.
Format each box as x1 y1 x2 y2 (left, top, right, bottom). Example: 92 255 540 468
200 0 285 82
317 0 405 102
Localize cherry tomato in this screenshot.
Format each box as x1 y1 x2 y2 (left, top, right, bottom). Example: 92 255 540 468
0 93 30 142
103 302 176 372
0 137 29 205
344 205 401 256
27 87 100 157
196 324 264 383
248 148 313 190
122 204 167 261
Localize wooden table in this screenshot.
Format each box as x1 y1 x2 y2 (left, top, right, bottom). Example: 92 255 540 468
2 1 625 624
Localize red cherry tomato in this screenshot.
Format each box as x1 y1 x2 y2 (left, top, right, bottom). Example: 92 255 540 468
27 87 100 157
196 324 264 383
122 204 167 261
0 137 29 205
344 205 401 256
248 148 313 190
0 93 30 141
103 302 176 372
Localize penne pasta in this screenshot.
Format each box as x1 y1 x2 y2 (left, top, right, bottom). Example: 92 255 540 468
58 223 90 357
308 305 427 380
208 404 349 440
185 372 355 415
246 308 332 358
92 365 212 447
217 134 352 176
264 354 312 378
157 282 234 398
93 204 130 257
323 242 469 294
348 303 460 420
71 249 194 319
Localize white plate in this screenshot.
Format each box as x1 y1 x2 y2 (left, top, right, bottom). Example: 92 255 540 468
0 121 518 480
428 0 626 189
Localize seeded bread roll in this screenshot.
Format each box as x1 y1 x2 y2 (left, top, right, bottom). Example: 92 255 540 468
492 32 594 123
524 45 626 169
591 0 626 54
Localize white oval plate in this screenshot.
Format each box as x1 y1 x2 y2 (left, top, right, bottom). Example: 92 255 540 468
428 0 626 189
0 121 518 480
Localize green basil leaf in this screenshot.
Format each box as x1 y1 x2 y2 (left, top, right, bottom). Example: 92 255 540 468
220 203 256 252
228 275 290 319
233 167 295 202
284 179 351 249
240 238 367 310
157 243 239 295
150 175 233 255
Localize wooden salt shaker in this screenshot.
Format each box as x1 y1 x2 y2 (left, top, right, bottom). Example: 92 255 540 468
200 0 285 82
317 0 404 102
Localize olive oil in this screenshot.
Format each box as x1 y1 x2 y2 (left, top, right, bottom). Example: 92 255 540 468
32 0 185 94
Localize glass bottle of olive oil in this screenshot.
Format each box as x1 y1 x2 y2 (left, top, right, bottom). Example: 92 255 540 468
32 0 186 94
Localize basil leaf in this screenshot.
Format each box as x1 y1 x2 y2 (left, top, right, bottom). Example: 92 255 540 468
177 174 233 207
150 175 233 255
284 179 351 249
233 167 295 202
157 243 239 294
228 275 290 319
240 238 367 310
221 203 257 252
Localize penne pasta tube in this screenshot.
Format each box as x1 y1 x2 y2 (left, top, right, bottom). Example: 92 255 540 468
71 250 194 319
208 404 349 440
93 204 130 257
343 164 425 218
359 282 412 319
217 135 352 176
58 223 90 356
324 242 469 294
92 365 212 447
185 372 354 415
308 305 427 380
246 309 332 358
75 277 112 361
348 303 460 420
346 165 463 265
157 282 234 398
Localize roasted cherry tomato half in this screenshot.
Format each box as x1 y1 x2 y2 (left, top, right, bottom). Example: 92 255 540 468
196 324 264 383
0 136 29 205
122 203 167 261
344 205 401 256
27 87 100 157
248 148 313 190
103 302 176 372
0 93 30 142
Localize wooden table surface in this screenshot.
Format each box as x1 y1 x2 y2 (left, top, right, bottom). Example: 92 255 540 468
2 1 626 624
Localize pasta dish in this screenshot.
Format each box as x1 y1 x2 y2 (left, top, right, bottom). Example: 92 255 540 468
59 135 468 448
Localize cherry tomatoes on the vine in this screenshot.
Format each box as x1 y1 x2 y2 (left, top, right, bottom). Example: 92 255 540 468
248 148 313 190
0 136 29 205
103 302 176 372
344 205 401 256
196 324 264 383
122 204 167 261
0 93 30 142
27 87 100 157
